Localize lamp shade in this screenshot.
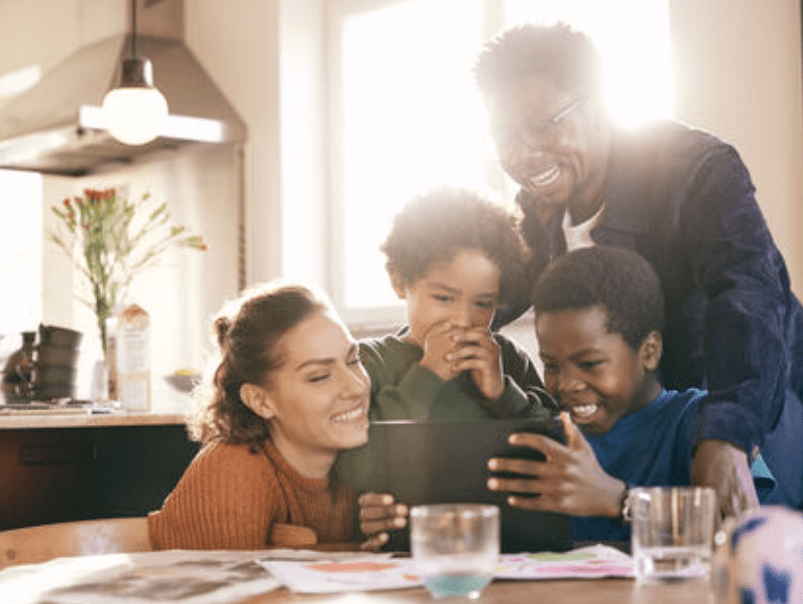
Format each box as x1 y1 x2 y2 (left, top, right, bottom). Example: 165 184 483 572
102 57 168 145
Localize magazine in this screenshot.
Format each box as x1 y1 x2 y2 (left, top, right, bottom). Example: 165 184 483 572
261 544 633 594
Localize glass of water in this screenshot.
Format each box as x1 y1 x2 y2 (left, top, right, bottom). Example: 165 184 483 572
410 504 499 599
630 486 717 582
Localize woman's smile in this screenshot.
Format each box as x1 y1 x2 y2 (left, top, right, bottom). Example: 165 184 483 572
330 401 369 425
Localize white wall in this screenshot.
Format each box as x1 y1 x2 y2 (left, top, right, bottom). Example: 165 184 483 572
184 0 283 286
670 0 803 295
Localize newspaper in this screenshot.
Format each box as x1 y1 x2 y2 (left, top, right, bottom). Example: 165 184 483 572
0 548 370 604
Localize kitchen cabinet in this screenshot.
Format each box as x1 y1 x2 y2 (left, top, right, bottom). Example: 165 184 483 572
0 415 199 530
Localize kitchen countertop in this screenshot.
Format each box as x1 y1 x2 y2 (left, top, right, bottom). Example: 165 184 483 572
0 381 193 429
0 410 190 429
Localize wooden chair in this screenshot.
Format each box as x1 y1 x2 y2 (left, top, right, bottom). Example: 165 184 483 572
269 523 358 552
0 517 152 568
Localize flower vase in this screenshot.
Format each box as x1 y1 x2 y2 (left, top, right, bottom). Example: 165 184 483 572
90 358 109 402
105 314 119 402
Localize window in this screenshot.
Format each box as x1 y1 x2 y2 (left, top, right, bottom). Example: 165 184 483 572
327 0 671 327
0 169 42 336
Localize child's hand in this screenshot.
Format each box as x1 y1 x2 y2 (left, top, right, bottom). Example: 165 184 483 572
448 326 504 400
419 321 461 381
358 492 408 551
486 411 626 518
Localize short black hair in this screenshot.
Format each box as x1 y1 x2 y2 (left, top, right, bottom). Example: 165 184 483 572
382 187 528 305
531 247 665 350
473 22 603 102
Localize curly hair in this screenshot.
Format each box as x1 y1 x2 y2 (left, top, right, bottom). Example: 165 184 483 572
188 281 331 447
381 187 529 305
531 246 665 350
473 22 603 102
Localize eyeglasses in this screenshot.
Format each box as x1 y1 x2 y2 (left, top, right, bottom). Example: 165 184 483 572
495 97 585 154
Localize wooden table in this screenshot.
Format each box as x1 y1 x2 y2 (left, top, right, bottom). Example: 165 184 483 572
238 578 714 603
0 548 715 604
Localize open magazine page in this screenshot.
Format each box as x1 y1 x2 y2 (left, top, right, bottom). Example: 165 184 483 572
261 544 633 594
0 544 632 601
0 548 382 604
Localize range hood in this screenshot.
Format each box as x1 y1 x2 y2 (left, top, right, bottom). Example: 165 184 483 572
0 31 246 176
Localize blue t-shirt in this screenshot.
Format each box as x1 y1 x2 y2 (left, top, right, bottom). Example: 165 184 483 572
572 388 778 541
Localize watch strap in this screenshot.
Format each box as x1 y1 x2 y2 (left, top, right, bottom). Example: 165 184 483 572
620 483 634 523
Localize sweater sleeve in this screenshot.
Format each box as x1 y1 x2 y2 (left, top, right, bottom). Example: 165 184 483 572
148 441 279 550
679 146 792 452
360 339 445 420
486 334 558 418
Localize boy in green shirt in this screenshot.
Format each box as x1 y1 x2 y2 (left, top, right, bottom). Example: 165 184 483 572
358 186 555 421
346 187 555 549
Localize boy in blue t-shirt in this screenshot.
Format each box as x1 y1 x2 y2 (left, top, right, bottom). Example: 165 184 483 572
486 246 800 541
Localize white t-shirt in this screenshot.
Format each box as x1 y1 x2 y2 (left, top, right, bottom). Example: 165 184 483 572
562 204 605 252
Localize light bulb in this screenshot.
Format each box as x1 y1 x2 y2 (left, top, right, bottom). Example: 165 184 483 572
102 85 168 145
102 57 168 145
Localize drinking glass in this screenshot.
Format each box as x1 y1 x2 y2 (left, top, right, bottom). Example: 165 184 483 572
630 486 716 582
410 503 499 599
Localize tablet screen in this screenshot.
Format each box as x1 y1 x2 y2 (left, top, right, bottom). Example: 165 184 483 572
340 418 572 553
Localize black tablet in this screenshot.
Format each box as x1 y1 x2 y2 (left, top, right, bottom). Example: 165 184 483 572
340 417 572 553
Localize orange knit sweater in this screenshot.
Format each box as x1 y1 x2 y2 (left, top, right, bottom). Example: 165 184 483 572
147 438 355 550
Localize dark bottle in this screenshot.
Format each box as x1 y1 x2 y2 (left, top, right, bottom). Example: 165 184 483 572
2 331 36 401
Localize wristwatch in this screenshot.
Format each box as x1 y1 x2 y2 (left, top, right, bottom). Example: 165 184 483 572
620 484 633 523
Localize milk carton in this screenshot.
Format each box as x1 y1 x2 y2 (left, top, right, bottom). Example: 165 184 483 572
116 304 151 411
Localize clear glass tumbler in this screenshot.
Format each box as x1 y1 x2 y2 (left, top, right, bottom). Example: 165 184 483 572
631 486 717 582
410 503 500 599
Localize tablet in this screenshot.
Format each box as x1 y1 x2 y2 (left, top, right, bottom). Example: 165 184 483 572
340 417 572 553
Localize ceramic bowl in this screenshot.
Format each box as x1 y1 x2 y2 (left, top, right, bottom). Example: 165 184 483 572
714 505 803 603
164 369 201 393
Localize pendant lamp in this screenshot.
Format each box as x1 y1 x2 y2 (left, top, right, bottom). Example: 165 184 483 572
102 0 168 145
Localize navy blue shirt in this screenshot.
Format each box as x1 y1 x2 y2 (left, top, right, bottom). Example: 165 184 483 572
497 120 803 456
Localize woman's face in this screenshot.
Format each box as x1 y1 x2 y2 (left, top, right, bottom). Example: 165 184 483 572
258 310 370 475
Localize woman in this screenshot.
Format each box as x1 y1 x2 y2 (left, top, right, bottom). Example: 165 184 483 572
148 281 372 550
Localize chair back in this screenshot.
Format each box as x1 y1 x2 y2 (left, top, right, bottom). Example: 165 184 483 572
0 517 151 568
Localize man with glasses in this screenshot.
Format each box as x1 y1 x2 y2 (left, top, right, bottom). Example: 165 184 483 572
474 22 803 520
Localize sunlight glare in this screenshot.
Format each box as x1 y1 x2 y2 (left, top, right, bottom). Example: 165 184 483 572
0 169 42 335
504 0 673 127
341 0 488 309
337 0 671 313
